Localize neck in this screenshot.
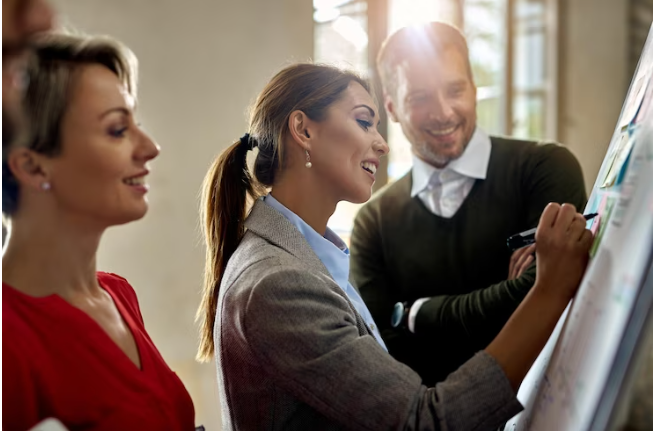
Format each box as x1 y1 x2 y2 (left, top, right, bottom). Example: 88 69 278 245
271 170 337 236
2 210 104 298
414 150 449 170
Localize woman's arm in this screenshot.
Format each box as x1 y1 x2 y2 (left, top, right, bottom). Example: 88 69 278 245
485 203 593 391
238 265 520 431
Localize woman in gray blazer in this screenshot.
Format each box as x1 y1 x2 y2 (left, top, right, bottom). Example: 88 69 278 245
196 63 593 431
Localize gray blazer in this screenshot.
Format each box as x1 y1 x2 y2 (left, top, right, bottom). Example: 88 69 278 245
214 199 522 431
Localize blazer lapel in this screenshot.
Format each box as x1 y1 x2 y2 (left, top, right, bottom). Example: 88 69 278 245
244 199 374 337
245 199 331 279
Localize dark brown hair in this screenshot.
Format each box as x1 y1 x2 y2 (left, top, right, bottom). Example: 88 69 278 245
2 32 137 217
376 21 472 98
197 63 370 361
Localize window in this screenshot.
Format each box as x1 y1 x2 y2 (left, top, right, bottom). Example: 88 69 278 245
511 0 552 139
465 0 507 136
314 0 368 74
314 0 369 244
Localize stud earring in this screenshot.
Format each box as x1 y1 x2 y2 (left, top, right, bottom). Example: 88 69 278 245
305 150 312 168
41 181 51 191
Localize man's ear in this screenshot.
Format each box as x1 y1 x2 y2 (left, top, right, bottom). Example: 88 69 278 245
287 110 313 151
6 148 51 191
384 91 399 123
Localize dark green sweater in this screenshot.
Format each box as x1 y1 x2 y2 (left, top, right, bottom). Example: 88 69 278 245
350 136 587 385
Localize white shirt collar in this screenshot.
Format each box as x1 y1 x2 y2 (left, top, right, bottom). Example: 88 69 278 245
411 127 491 197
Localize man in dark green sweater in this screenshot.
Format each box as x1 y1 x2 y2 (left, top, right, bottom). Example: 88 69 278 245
350 22 587 386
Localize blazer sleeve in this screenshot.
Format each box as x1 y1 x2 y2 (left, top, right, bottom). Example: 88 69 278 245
242 267 522 431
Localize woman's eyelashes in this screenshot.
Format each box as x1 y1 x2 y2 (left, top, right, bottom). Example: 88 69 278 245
108 120 142 138
357 119 373 131
109 125 128 138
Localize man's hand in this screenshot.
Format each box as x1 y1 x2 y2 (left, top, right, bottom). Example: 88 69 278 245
508 244 536 280
534 203 594 300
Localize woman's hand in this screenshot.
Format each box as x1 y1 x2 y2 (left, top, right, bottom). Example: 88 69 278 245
534 203 594 300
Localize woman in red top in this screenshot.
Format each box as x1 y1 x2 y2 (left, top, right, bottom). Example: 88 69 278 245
2 33 196 430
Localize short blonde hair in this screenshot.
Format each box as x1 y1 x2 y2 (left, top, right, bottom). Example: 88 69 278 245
377 22 472 99
2 32 138 216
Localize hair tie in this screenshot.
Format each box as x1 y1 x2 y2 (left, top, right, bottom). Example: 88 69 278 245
239 133 257 151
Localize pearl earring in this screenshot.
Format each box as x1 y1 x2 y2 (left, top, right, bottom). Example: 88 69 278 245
41 181 51 191
305 150 312 168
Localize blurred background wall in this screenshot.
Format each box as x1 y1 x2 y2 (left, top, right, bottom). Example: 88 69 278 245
37 0 653 428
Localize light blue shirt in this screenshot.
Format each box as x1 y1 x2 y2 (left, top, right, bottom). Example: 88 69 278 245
264 194 388 351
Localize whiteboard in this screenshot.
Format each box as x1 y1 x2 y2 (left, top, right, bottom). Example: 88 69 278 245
503 25 653 431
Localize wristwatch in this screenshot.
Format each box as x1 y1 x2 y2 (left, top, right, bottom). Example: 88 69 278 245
391 301 410 329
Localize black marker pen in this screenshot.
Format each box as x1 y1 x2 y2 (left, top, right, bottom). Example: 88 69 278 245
507 213 599 250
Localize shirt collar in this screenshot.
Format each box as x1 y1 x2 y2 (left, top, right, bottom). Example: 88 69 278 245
410 126 491 197
263 194 351 290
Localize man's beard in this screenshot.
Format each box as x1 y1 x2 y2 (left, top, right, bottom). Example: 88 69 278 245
414 141 464 168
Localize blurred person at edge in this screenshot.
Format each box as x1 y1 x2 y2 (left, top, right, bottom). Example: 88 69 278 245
3 0 54 146
3 0 54 243
2 33 197 431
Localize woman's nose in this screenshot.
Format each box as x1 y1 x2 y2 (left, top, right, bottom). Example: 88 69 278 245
136 128 160 162
373 135 390 156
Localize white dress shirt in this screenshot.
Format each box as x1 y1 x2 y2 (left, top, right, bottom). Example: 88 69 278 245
407 127 492 332
411 126 492 218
